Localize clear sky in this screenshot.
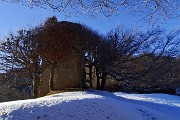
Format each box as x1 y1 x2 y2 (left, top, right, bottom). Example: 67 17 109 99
0 2 179 41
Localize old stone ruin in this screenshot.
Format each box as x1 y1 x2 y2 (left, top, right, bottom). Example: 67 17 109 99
39 21 86 97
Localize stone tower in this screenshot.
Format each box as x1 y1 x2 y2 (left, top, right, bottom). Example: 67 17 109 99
39 21 84 97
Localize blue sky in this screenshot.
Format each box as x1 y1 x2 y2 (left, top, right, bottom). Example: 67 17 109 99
0 2 179 41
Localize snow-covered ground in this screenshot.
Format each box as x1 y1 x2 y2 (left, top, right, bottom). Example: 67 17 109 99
0 90 179 120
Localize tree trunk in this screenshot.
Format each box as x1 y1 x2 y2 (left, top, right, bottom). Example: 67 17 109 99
32 60 41 98
32 73 37 98
89 64 93 88
32 71 40 98
96 67 100 90
49 64 55 91
100 71 107 90
81 61 87 88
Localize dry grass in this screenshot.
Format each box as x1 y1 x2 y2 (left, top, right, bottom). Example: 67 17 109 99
47 88 86 96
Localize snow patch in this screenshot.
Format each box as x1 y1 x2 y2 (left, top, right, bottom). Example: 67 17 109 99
0 91 179 120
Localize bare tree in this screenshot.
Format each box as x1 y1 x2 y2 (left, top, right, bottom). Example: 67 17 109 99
0 26 45 98
1 0 179 19
106 27 180 82
83 26 180 90
77 25 104 89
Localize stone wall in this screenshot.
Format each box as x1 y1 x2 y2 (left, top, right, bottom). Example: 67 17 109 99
39 49 83 97
38 21 87 97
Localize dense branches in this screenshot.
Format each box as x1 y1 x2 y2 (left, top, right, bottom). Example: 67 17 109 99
0 27 43 72
1 16 180 95
1 0 179 18
84 26 180 90
0 26 45 98
107 28 180 81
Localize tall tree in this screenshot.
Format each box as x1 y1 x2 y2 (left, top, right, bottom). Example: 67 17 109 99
0 26 45 98
41 16 83 91
83 26 180 90
41 16 66 91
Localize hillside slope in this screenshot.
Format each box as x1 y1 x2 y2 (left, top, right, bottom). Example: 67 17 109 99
0 91 179 120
